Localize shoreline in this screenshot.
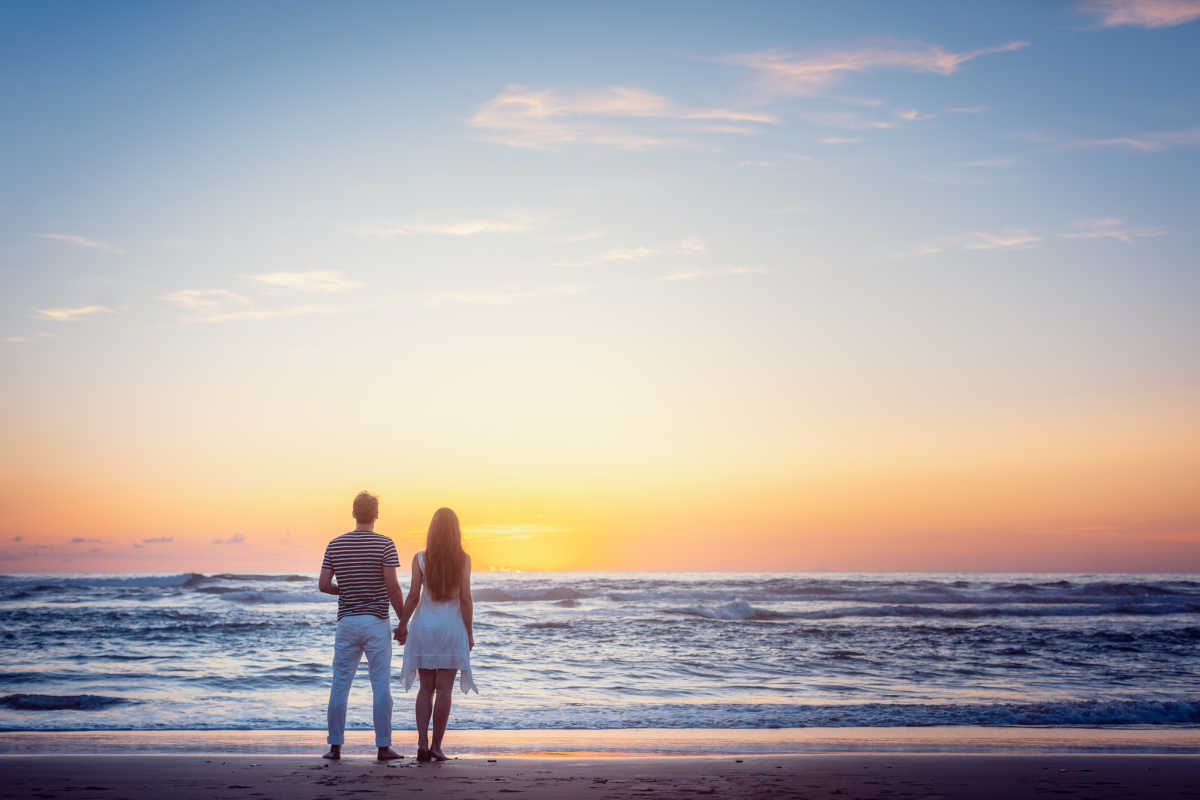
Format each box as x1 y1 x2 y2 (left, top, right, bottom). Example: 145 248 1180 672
2 726 1199 756
1 754 1198 800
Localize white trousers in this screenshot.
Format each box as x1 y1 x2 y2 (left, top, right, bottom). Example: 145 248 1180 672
326 614 392 747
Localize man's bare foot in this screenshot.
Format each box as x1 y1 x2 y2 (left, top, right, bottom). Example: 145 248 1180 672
323 745 341 760
377 746 403 761
429 746 448 761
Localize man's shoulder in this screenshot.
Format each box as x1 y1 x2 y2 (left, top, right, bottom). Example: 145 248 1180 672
328 531 395 546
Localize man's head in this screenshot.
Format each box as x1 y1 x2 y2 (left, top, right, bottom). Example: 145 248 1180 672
352 491 379 524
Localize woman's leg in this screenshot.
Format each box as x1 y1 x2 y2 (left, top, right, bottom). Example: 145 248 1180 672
415 668 436 751
430 668 457 757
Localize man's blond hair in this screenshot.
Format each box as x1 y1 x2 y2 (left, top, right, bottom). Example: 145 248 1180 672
352 491 379 524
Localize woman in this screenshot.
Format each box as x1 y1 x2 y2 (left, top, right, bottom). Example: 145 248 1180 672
397 507 477 761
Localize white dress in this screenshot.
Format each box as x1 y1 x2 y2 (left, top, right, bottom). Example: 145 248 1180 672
400 551 477 694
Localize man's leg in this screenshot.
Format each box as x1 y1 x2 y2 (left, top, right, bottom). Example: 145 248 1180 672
363 616 399 760
326 617 364 754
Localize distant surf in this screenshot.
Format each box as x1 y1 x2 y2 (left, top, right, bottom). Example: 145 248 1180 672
0 571 1197 731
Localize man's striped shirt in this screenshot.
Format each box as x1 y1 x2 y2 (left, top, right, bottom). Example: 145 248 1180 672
321 530 401 620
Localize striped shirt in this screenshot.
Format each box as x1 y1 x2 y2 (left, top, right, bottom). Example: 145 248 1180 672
321 530 401 621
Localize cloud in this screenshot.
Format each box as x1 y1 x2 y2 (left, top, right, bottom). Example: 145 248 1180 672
192 305 342 323
1061 218 1167 243
426 283 590 308
469 84 775 150
658 267 769 281
356 216 536 238
5 336 28 343
821 136 863 144
35 233 125 255
69 537 102 544
1073 127 1200 152
1079 0 1200 28
559 231 605 243
556 246 658 267
162 289 251 310
900 229 1041 256
963 229 1042 250
658 270 708 281
246 270 365 294
139 537 173 545
10 536 21 542
738 160 777 167
464 524 564 540
212 533 246 545
959 157 1017 167
898 105 988 122
33 305 114 322
724 40 1029 96
677 238 706 254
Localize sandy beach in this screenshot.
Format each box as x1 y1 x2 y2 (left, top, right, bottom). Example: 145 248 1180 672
2 754 1199 799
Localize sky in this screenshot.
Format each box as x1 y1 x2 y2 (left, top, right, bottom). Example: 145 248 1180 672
1 0 1198 573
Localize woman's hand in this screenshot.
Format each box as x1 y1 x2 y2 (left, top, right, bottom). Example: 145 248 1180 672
393 623 407 644
468 633 474 651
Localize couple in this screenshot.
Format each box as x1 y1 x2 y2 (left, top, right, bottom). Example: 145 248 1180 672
318 491 477 762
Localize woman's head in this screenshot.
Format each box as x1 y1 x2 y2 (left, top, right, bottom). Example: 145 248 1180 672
425 507 465 601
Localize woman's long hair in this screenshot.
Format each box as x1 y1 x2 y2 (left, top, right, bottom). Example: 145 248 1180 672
424 507 466 602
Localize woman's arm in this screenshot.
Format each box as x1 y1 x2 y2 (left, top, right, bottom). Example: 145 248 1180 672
459 554 474 649
399 553 422 625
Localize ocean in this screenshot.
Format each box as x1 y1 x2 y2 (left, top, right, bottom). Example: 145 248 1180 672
0 572 1198 732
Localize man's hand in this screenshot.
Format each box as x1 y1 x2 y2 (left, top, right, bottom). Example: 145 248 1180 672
393 624 407 645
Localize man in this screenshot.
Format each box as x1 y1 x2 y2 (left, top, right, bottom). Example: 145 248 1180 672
318 490 405 761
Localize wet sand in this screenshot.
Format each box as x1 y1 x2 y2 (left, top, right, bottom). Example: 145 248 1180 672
1 754 1198 799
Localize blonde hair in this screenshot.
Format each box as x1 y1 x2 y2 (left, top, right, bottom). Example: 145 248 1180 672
424 507 466 601
352 491 379 524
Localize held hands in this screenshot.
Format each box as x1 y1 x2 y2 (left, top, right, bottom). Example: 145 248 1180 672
393 623 407 645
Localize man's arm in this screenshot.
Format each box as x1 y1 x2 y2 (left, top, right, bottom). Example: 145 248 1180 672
383 566 405 619
318 566 339 595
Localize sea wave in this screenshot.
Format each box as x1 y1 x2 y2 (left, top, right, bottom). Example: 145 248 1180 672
0 694 137 711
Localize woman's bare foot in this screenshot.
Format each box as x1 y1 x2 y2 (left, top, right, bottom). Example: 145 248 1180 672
429 746 448 761
377 746 403 761
322 745 341 760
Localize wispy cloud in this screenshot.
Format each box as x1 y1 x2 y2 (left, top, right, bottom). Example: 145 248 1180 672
33 305 114 322
356 216 536 238
162 289 251 310
658 267 769 281
141 537 173 544
738 160 777 167
246 270 364 294
898 105 989 122
900 229 1041 256
465 524 564 540
35 233 125 255
559 231 605 243
963 229 1042 250
426 283 590 308
1062 218 1168 242
5 336 28 343
69 537 102 544
469 84 776 150
556 246 658 267
1079 0 1200 28
193 305 342 323
821 136 863 144
1073 127 1200 152
958 157 1017 168
677 237 706 254
212 533 246 545
724 40 1029 96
